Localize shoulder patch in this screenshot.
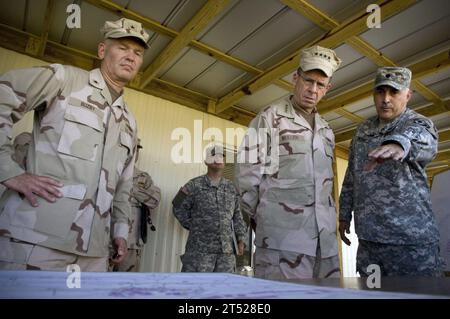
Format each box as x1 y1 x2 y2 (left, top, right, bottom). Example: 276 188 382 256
172 186 190 208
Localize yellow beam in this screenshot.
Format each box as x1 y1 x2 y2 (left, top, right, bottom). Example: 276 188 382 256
139 0 231 88
439 129 450 143
37 0 55 56
280 0 340 30
335 144 349 160
435 150 450 162
334 109 364 123
335 129 357 144
216 0 417 114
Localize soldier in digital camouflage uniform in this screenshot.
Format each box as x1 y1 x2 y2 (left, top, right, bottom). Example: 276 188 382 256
339 67 443 277
236 46 342 280
111 138 161 272
0 18 149 271
172 145 247 273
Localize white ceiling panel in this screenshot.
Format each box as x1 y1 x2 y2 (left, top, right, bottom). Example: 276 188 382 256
185 61 245 97
378 17 450 63
141 34 172 70
230 8 319 66
160 48 215 86
328 116 354 130
360 0 450 49
421 68 450 86
196 0 284 53
354 106 377 120
308 0 375 23
322 112 341 122
66 2 120 55
344 96 374 113
327 57 378 96
24 0 47 36
0 0 26 30
237 84 289 113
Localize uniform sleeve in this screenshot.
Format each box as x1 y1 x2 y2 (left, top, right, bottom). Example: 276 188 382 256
232 188 247 243
112 137 137 240
339 133 356 224
235 112 271 219
133 171 161 210
382 116 438 165
172 180 195 230
0 65 64 182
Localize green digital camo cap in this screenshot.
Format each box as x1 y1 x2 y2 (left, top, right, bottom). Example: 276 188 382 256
374 67 412 90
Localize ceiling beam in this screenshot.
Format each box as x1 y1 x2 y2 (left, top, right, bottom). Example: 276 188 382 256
84 0 292 93
37 0 55 56
438 129 450 143
434 150 450 162
139 0 231 88
335 144 349 160
215 0 417 114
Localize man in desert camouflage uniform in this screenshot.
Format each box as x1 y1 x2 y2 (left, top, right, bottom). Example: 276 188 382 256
236 46 342 279
0 18 149 271
172 145 247 273
112 138 161 272
0 132 32 198
339 67 443 277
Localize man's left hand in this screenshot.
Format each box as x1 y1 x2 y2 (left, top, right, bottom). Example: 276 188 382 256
110 237 127 264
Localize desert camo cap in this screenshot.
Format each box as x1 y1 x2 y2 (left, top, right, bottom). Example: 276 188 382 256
101 18 149 48
299 45 342 77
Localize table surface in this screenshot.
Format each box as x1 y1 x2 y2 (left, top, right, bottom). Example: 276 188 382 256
0 271 449 299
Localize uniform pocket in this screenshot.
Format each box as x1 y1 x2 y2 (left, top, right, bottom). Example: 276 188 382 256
57 104 104 161
277 140 311 180
11 192 84 239
261 187 314 230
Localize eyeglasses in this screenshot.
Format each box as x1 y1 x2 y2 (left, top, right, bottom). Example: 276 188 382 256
298 72 329 91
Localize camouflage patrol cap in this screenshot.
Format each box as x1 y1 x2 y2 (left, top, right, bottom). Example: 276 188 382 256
299 45 342 77
101 18 150 48
374 67 412 90
205 144 225 164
